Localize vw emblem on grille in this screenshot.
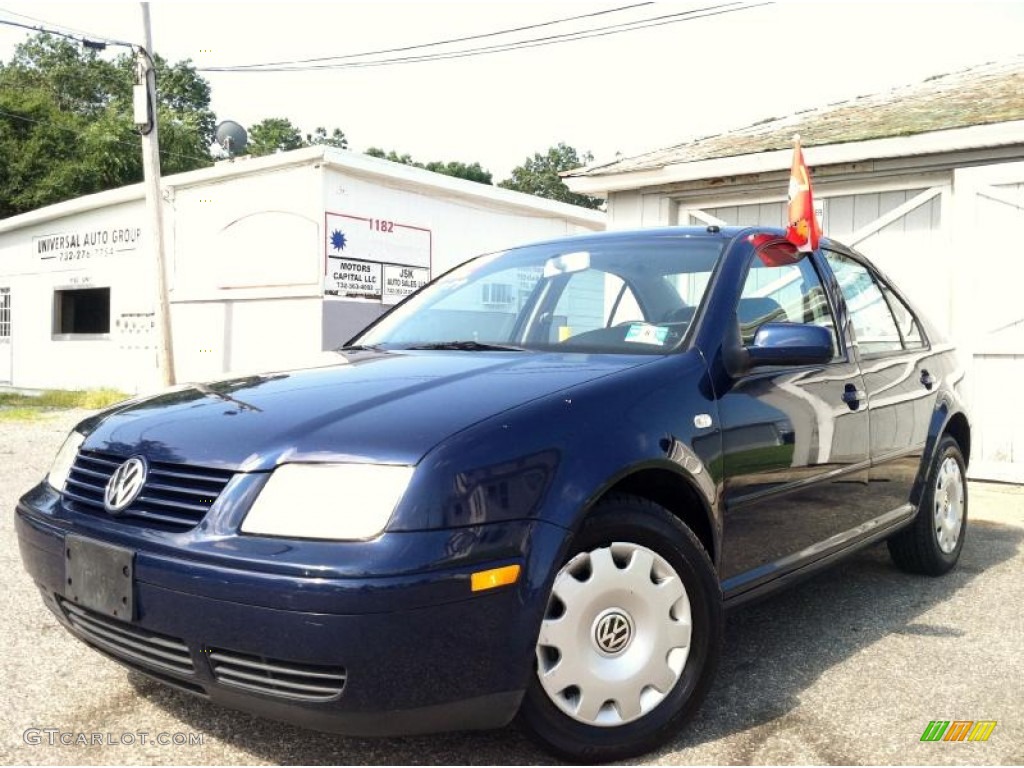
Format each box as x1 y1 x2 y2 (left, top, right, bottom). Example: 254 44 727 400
104 456 147 514
593 609 633 655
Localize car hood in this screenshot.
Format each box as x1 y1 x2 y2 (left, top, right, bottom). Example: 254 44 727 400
78 350 655 471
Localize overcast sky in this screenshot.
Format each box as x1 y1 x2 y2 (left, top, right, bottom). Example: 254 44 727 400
1 0 1022 179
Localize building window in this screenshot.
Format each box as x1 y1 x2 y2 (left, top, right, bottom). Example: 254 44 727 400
54 288 111 336
0 288 10 339
481 282 514 306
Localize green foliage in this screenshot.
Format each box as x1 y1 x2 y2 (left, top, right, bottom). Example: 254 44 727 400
307 126 348 149
247 117 306 156
151 55 217 171
0 33 215 218
0 407 44 422
0 387 127 420
422 160 492 185
365 147 415 165
364 147 493 185
247 119 349 156
0 388 128 409
499 142 603 209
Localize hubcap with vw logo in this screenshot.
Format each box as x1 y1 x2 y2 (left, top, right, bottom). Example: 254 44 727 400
536 541 692 727
104 456 148 514
593 609 634 655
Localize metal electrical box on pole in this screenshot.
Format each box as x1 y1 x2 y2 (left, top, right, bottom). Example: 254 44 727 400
137 2 176 386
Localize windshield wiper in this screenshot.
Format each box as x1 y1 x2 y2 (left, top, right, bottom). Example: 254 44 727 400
337 343 384 353
402 341 526 352
192 383 262 413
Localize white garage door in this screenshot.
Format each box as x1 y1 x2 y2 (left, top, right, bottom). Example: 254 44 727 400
953 161 1024 482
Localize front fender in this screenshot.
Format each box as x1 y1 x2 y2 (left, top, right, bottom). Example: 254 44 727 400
390 353 723 557
569 453 721 561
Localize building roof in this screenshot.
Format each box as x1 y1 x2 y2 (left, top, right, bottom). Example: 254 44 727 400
570 56 1024 179
0 145 605 234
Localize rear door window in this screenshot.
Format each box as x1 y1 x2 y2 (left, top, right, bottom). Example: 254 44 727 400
823 251 902 356
881 285 926 349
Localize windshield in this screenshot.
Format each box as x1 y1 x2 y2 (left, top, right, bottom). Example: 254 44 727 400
352 236 724 355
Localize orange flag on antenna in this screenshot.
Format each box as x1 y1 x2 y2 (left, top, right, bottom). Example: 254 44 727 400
786 135 822 252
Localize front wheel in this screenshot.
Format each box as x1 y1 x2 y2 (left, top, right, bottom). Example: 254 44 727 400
888 434 968 575
518 495 722 762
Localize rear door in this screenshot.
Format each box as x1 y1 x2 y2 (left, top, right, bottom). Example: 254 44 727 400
822 250 939 514
718 245 873 592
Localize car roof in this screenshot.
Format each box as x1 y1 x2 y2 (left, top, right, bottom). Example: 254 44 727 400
512 225 852 252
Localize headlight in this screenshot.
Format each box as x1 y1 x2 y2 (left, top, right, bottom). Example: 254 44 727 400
47 431 85 492
241 463 414 541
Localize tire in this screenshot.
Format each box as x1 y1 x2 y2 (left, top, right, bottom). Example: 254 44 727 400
888 434 968 576
518 494 722 763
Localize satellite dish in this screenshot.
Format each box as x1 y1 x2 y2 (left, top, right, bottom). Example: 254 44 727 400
215 120 248 157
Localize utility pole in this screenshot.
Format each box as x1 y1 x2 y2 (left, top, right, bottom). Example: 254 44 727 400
136 2 175 386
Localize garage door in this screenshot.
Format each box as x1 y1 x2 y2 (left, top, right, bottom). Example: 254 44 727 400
952 161 1024 482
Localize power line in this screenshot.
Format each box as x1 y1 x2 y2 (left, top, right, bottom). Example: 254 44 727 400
0 13 136 50
0 107 212 166
200 2 768 73
219 2 654 70
0 6 134 46
205 2 745 72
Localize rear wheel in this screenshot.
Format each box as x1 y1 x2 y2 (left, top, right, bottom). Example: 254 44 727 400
888 435 967 575
518 495 721 762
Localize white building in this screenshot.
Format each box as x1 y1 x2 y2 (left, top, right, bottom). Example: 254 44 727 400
565 58 1024 482
0 146 604 393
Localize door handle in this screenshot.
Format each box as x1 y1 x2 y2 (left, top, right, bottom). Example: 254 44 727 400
842 383 866 410
920 370 936 390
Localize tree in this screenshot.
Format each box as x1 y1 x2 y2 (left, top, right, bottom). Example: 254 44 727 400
365 147 417 165
499 143 602 209
247 120 349 156
307 126 348 149
155 57 217 164
247 117 305 156
423 160 492 185
364 147 492 185
0 33 215 218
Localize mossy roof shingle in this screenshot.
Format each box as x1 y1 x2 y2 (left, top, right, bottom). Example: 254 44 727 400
571 57 1024 177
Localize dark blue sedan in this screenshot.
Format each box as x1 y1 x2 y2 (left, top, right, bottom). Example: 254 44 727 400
16 227 970 761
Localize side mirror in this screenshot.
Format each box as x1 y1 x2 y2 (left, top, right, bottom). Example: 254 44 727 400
747 322 834 368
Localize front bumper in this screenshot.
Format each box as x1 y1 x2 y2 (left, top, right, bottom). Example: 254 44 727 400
16 493 567 736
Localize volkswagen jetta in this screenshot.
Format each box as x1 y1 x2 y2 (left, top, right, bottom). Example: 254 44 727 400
16 227 970 761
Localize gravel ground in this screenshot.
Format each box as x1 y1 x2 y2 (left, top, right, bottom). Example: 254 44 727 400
2 410 1022 765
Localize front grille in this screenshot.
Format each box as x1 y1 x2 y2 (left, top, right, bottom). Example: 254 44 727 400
62 449 233 532
209 648 347 702
58 598 195 677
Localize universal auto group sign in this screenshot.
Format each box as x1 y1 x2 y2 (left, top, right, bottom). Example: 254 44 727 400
324 212 431 304
34 225 143 262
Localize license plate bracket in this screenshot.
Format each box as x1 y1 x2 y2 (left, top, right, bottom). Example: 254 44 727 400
65 535 134 620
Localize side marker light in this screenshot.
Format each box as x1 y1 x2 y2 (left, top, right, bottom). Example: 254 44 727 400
471 564 521 592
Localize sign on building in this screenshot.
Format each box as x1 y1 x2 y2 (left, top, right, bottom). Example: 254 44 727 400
324 212 431 303
34 225 142 263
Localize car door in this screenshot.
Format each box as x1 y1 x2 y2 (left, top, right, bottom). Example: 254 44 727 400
717 243 873 594
822 249 939 514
